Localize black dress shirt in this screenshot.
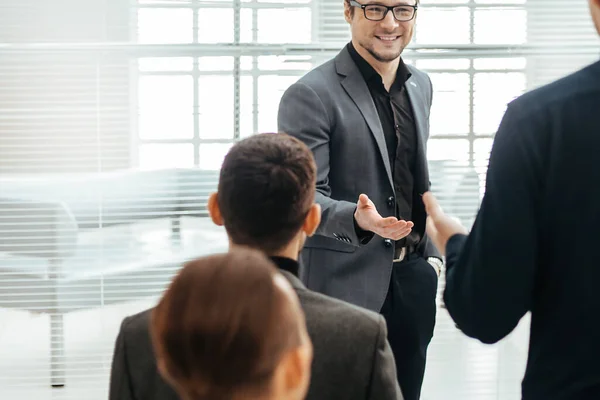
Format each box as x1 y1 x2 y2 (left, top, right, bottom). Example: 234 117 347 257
270 256 300 276
348 42 419 247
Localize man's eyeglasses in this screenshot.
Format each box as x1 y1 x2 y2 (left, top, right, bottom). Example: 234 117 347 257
349 1 418 22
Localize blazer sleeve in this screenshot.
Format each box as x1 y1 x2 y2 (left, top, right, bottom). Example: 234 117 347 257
443 103 543 344
366 315 404 400
109 317 137 400
278 81 365 246
420 71 442 261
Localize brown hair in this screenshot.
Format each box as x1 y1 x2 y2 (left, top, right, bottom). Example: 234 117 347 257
217 133 316 253
151 249 304 400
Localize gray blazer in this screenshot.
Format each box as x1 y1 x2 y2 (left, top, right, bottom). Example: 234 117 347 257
108 271 402 400
278 47 441 312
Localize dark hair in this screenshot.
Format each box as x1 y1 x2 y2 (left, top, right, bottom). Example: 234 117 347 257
217 133 316 253
151 249 303 400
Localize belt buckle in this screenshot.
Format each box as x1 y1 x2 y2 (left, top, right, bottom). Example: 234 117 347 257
393 247 406 263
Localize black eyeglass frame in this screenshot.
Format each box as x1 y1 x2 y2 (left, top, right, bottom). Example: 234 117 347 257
349 0 418 22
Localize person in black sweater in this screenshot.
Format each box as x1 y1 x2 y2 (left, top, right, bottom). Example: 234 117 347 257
422 1 600 398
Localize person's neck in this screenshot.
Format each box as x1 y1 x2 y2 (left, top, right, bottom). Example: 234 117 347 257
228 240 300 262
270 244 299 261
352 39 400 91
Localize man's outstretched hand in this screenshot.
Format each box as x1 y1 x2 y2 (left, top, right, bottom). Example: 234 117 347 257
422 192 468 255
354 194 414 240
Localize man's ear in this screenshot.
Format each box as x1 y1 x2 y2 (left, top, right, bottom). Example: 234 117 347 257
303 204 321 237
207 192 224 226
344 1 353 24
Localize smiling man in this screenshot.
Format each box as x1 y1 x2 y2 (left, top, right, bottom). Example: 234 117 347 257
278 1 441 399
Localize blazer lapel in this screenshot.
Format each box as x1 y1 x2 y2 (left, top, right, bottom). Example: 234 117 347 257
335 49 394 190
405 74 430 193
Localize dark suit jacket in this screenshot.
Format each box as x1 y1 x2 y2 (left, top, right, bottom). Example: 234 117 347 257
108 259 402 400
444 59 600 400
278 47 440 312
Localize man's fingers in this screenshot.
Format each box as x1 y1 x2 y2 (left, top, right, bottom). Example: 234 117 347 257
389 228 413 240
426 216 445 256
426 216 437 236
357 194 370 207
422 192 443 219
380 220 415 239
377 216 399 227
377 217 403 229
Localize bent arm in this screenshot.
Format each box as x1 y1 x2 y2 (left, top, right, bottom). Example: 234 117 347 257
278 81 366 245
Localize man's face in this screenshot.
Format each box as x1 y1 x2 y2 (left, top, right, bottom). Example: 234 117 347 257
345 0 417 63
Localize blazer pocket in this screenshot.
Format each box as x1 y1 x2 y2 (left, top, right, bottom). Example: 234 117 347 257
304 235 357 253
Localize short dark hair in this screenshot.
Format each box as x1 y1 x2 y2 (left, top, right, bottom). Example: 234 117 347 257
151 249 303 400
217 133 316 253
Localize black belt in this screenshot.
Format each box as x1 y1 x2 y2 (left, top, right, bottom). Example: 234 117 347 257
393 245 416 262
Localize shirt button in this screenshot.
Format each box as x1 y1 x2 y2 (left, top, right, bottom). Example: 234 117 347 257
383 239 393 248
387 196 395 207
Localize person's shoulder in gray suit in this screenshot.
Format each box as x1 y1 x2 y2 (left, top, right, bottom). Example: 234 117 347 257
108 271 402 400
278 48 433 135
280 270 402 400
108 309 179 400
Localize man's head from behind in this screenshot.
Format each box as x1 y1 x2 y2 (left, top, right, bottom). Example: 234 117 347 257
208 133 321 257
591 0 600 35
151 249 313 400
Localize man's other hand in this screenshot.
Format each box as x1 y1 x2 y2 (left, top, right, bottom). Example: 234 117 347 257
422 192 468 256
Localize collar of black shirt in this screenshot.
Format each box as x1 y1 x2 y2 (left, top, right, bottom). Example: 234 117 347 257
347 41 412 93
269 256 300 277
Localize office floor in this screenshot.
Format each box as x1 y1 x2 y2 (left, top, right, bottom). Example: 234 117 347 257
0 298 530 400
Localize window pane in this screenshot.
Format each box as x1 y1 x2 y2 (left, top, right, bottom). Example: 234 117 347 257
476 0 525 4
241 8 254 43
416 8 470 44
429 73 470 135
427 139 469 161
199 143 233 170
198 9 233 43
474 138 494 197
257 76 299 133
138 9 193 43
474 58 526 70
474 72 525 134
139 0 192 3
258 0 310 3
138 57 193 72
139 76 193 139
198 76 234 140
257 8 311 43
241 56 253 70
474 138 493 169
474 9 526 44
416 59 470 71
199 57 233 72
425 0 468 3
258 56 313 71
139 144 194 170
240 76 255 138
